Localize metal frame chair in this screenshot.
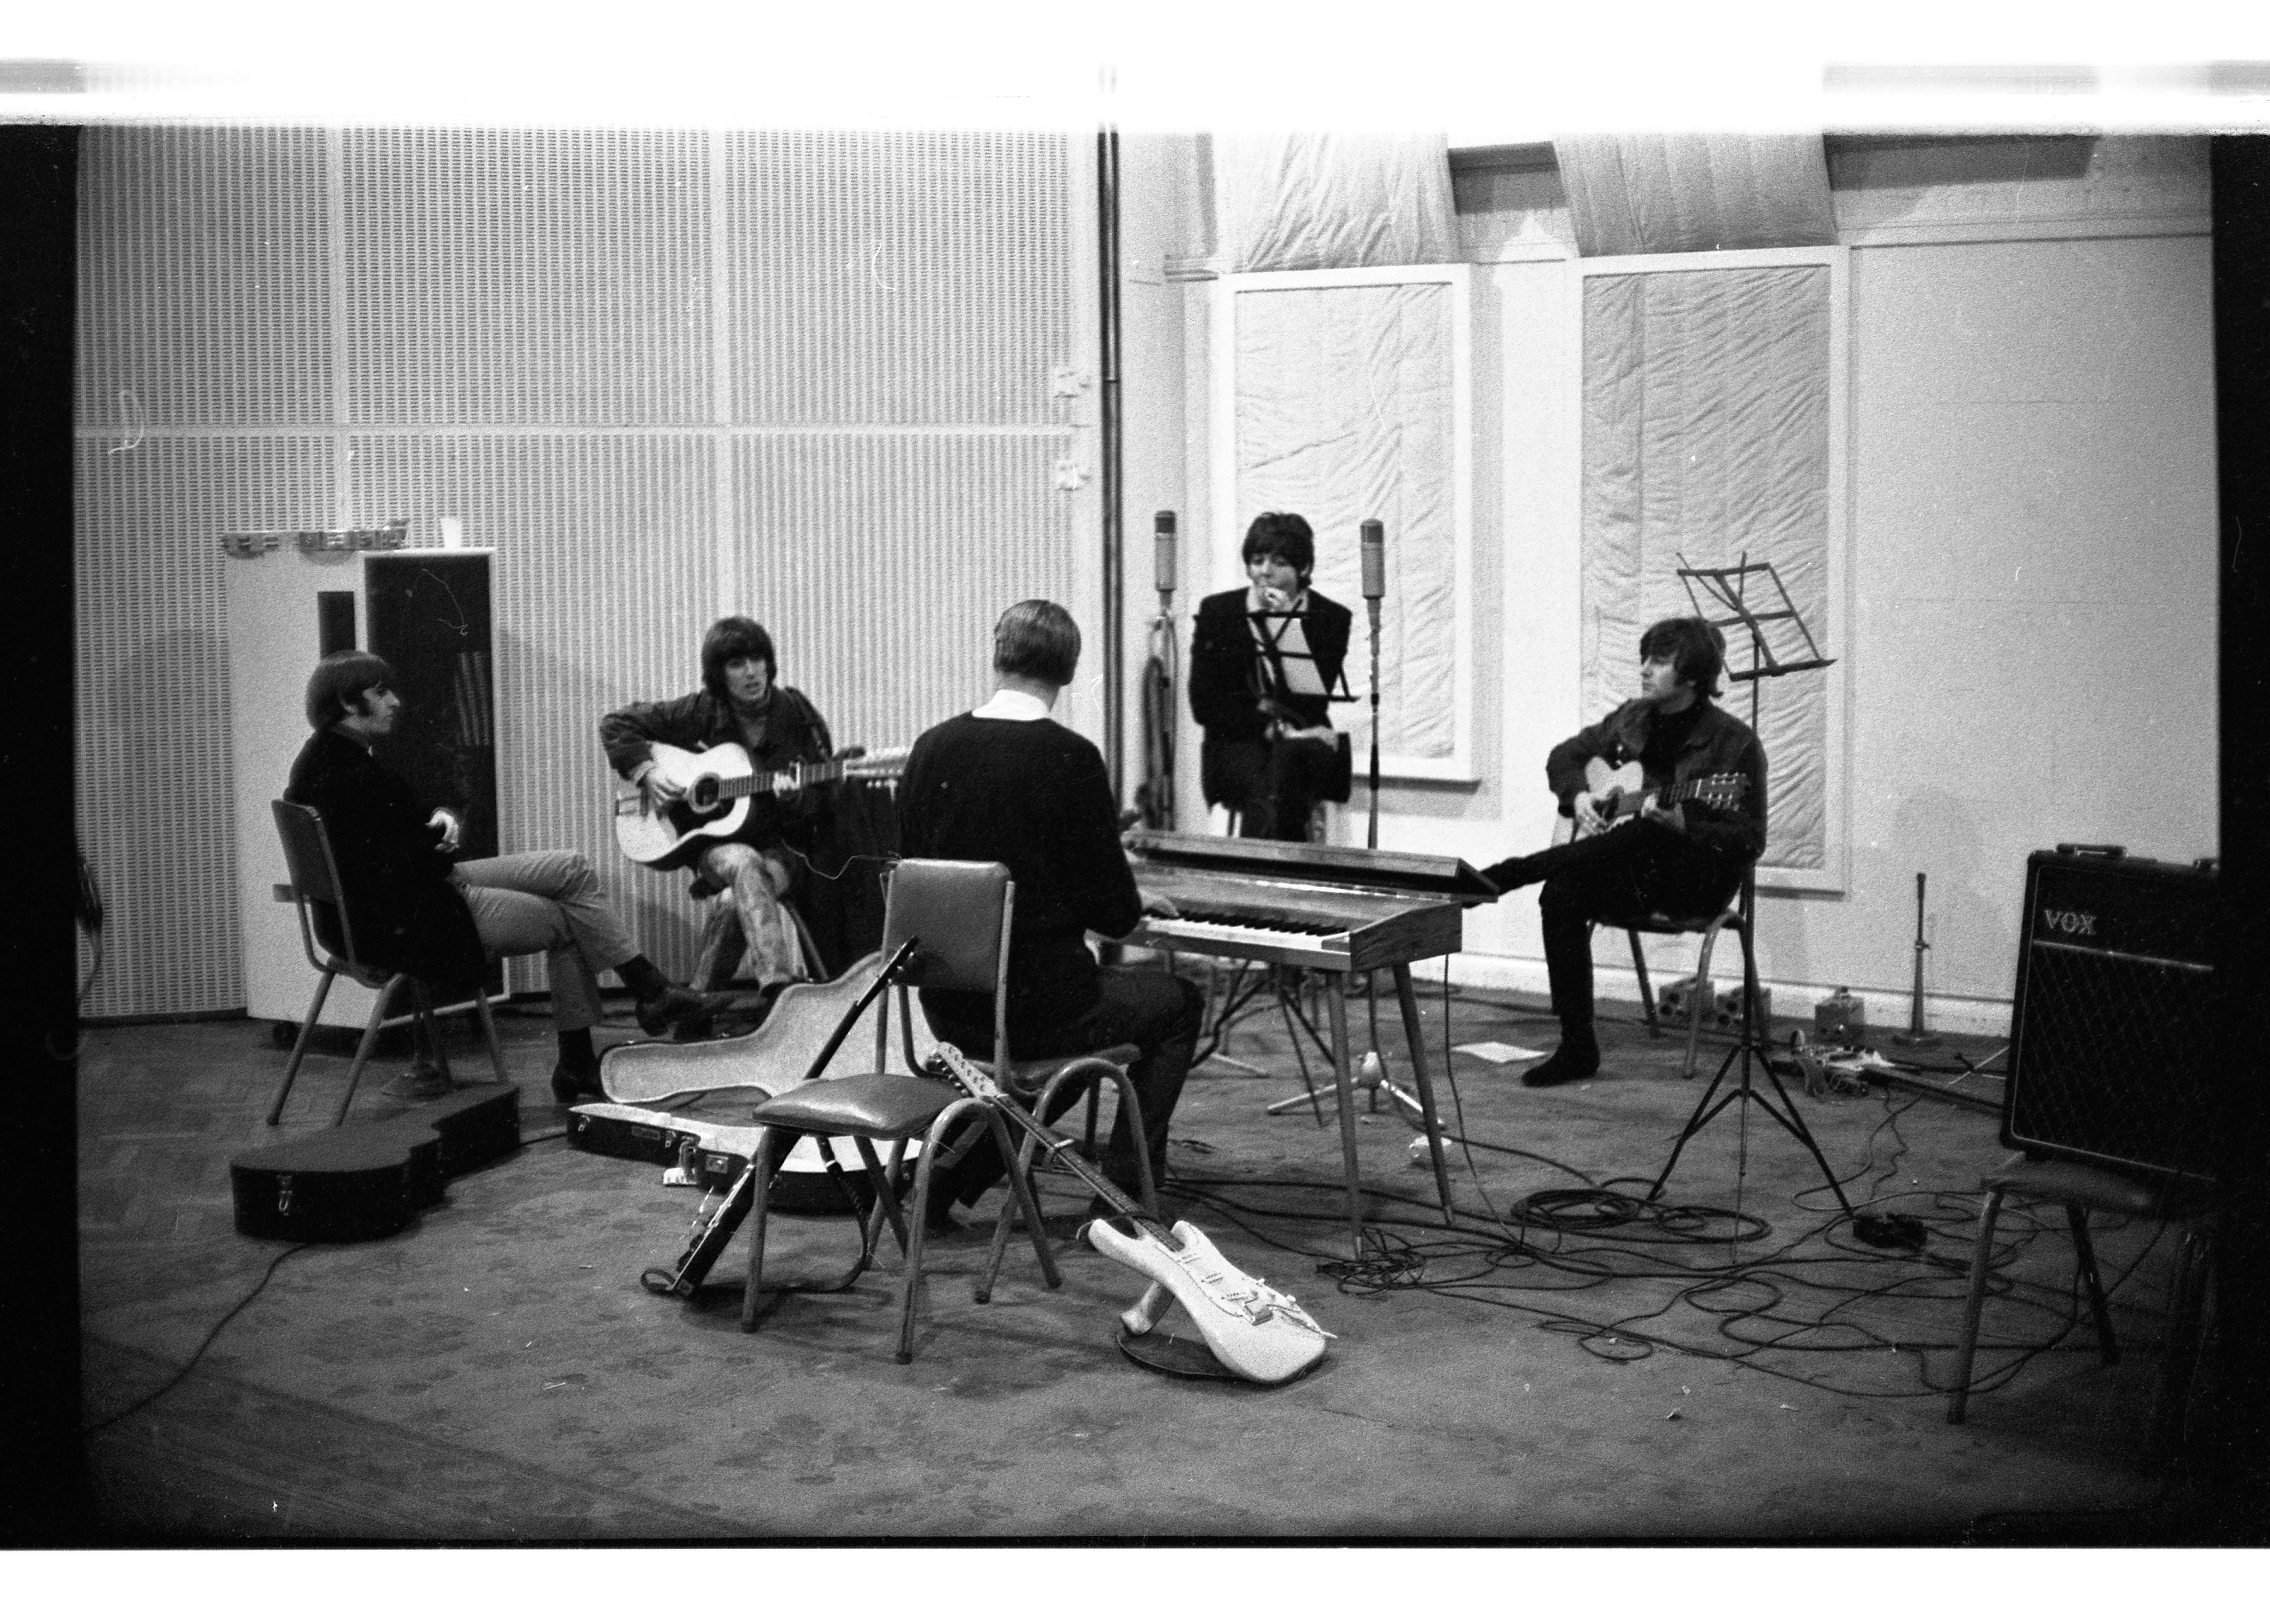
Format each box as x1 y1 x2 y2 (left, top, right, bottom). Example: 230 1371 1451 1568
739 857 1156 1363
1594 899 1749 1077
266 799 512 1128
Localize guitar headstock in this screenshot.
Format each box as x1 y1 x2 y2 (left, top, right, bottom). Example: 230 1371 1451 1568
1684 773 1748 812
846 745 911 780
928 1042 1005 1101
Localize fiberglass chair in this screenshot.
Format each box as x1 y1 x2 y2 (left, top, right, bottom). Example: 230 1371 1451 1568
738 857 1157 1363
266 799 513 1128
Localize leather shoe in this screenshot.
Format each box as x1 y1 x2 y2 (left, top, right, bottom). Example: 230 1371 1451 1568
550 1062 603 1103
634 984 731 1037
1522 1043 1600 1088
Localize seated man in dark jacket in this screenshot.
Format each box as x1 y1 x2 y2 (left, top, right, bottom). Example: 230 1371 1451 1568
1187 511 1352 842
1477 616 1767 1088
600 616 834 1019
288 650 722 1102
898 600 1205 1222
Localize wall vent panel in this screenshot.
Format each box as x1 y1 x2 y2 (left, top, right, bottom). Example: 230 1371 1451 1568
77 126 332 429
76 434 334 1016
343 129 712 426
729 132 1072 425
733 432 1074 751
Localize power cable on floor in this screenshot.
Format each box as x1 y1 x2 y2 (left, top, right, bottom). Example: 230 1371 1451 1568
82 1242 313 1435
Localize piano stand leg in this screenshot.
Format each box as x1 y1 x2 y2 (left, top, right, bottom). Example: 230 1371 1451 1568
1392 963 1458 1224
1324 973 1368 1260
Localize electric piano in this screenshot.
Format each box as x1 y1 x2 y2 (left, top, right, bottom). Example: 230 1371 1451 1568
1124 832 1500 1255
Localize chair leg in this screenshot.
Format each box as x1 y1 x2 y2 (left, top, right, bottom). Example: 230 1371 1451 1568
853 1137 914 1261
2148 1221 2215 1462
740 1128 792 1331
978 1063 1151 1304
471 990 512 1090
1627 929 1660 1039
1948 1187 2008 1423
267 968 337 1125
1689 912 1734 1080
408 981 456 1088
333 976 407 1127
899 1100 984 1363
987 1107 1062 1295
2067 1204 2120 1366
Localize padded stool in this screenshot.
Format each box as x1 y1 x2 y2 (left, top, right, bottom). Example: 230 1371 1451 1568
1947 1152 2216 1458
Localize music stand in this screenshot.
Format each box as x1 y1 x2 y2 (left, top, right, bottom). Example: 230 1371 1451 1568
1200 594 1359 1082
1645 557 1855 1221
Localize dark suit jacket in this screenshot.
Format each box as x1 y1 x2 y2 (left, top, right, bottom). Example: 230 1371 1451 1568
597 685 835 850
1187 587 1353 809
285 728 487 989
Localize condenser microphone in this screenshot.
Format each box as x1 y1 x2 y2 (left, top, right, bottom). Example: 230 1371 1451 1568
1360 519 1385 602
1154 511 1176 595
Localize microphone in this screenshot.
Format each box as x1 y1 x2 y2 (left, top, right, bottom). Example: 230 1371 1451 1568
1154 510 1176 595
1360 519 1385 629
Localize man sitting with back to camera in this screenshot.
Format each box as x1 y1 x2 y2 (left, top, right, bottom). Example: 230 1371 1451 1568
1475 615 1767 1088
287 650 726 1103
898 600 1206 1227
601 616 835 1033
1187 511 1353 843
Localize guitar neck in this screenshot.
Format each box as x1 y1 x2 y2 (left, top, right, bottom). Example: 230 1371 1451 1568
929 1046 1170 1240
713 758 848 800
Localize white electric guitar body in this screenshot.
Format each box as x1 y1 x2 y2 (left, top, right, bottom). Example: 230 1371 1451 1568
928 1043 1334 1385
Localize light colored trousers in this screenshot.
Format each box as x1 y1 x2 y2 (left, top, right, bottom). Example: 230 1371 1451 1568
450 850 640 1032
691 841 810 992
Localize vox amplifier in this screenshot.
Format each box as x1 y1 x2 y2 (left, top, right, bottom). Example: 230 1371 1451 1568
2003 846 2222 1184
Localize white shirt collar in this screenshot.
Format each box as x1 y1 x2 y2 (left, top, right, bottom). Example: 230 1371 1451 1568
971 687 1052 722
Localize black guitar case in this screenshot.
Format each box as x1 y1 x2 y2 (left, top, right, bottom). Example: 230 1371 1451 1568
230 1082 520 1243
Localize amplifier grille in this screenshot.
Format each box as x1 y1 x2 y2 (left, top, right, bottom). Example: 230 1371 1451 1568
2007 939 2220 1182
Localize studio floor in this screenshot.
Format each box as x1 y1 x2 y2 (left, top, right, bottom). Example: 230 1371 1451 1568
73 968 2227 1543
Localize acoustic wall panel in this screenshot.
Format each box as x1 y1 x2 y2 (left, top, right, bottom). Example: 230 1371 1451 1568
76 126 333 430
346 432 720 981
77 126 1082 1015
727 131 1072 425
732 432 1075 753
1578 257 1843 887
342 129 713 426
77 434 335 1017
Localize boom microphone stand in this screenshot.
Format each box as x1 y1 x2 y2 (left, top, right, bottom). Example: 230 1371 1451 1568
1266 519 1433 1128
1645 557 1854 1221
1136 510 1178 832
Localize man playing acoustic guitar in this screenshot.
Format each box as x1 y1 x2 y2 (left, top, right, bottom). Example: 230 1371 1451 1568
1477 615 1767 1087
601 617 836 1030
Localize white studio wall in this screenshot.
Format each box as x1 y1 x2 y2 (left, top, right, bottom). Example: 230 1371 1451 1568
1144 134 2219 1036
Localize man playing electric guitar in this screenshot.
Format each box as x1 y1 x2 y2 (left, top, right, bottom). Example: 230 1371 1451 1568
601 617 836 1030
1475 615 1767 1087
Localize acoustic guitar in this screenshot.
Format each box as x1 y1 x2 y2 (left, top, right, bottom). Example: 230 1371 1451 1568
1551 757 1748 847
613 740 908 870
930 1042 1335 1385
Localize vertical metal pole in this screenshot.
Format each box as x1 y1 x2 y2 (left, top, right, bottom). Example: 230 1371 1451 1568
1097 126 1125 805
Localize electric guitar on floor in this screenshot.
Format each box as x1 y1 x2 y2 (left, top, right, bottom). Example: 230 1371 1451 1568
928 1043 1334 1385
1551 758 1748 846
613 740 909 870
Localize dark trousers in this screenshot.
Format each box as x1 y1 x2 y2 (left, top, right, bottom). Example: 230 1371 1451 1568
1208 734 1343 842
1515 821 1745 1044
929 966 1206 1205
